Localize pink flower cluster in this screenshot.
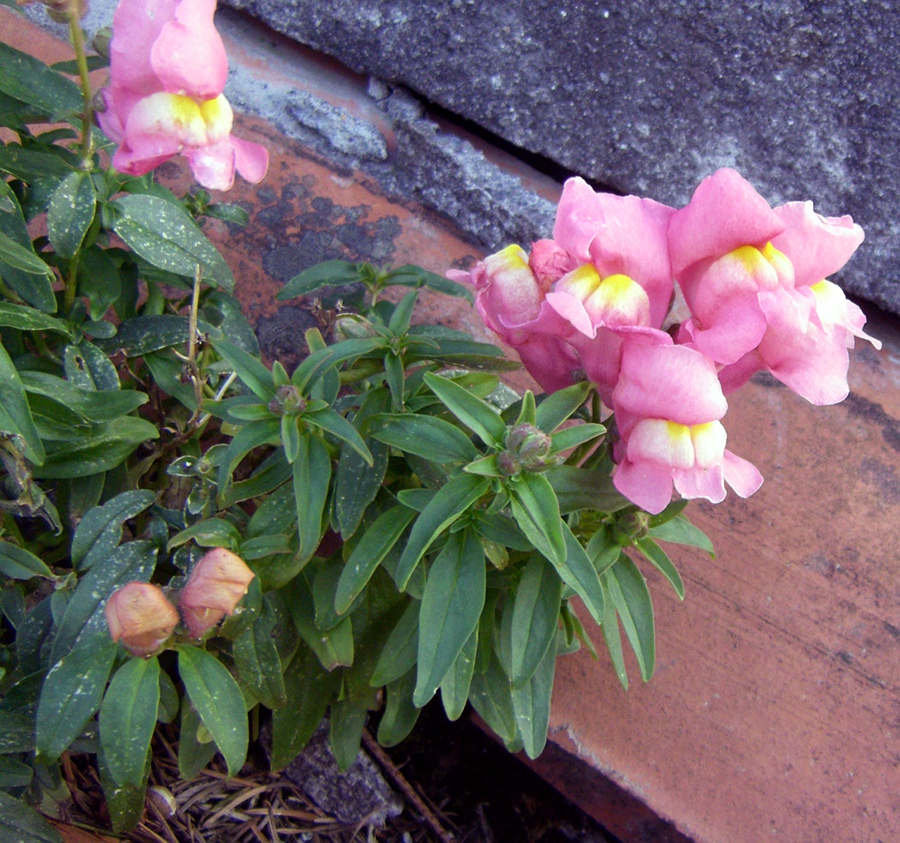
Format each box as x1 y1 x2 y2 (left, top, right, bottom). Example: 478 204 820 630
452 169 880 514
98 0 269 191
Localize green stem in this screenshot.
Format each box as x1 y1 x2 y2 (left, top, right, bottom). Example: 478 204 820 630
68 9 94 169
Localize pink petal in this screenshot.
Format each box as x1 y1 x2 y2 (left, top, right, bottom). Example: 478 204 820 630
668 168 785 277
613 341 728 428
613 457 675 514
673 464 727 504
722 450 763 498
151 0 228 99
109 0 177 101
231 135 270 184
771 201 864 289
187 139 236 190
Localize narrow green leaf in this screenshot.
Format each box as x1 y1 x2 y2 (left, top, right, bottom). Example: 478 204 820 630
395 473 490 590
0 304 70 336
468 650 518 747
233 600 287 710
0 756 33 788
112 194 234 291
377 670 420 747
370 599 420 687
606 556 656 682
168 518 242 552
48 171 96 259
509 472 566 566
535 382 592 432
292 434 331 564
549 423 606 454
336 505 416 614
177 697 218 780
636 537 686 599
71 490 156 570
36 636 117 763
0 41 82 117
599 580 628 690
99 657 160 787
0 341 45 464
649 514 716 555
177 646 248 776
546 464 632 514
414 528 486 707
0 540 53 580
510 555 563 689
368 412 480 464
388 289 419 334
281 413 301 463
424 372 507 448
212 339 275 401
276 259 363 300
0 790 63 843
304 407 373 466
511 635 556 759
440 624 477 721
287 576 354 671
384 264 474 304
216 418 281 503
34 416 159 479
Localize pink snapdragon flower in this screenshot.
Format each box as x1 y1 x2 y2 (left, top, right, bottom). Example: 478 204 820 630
179 547 255 638
105 582 180 657
669 169 879 404
98 0 269 190
611 340 763 514
450 178 675 400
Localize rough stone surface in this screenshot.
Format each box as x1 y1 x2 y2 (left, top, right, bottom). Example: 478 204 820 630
221 0 900 314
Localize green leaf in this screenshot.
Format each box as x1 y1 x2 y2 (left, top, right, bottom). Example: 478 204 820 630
329 699 367 771
212 339 274 401
168 517 242 552
377 670 420 747
557 521 607 623
270 646 341 771
71 490 157 570
439 624 477 721
233 600 287 710
546 464 632 514
549 423 606 454
35 635 118 763
395 473 490 590
177 646 248 776
414 528 486 707
33 416 159 479
509 472 566 567
0 42 81 116
511 634 556 759
99 656 160 788
0 338 45 464
649 514 715 555
336 505 416 615
292 434 331 565
0 790 63 843
510 555 563 689
535 382 592 432
276 259 363 299
599 585 628 689
468 650 518 747
63 341 121 390
0 145 71 182
77 246 124 322
22 371 149 424
636 537 686 599
51 540 158 662
287 576 354 671
0 756 33 788
369 598 420 687
0 229 52 277
384 264 474 304
216 418 281 503
304 407 373 466
177 697 218 780
0 710 36 754
112 194 234 292
0 540 53 580
48 170 96 259
368 412 480 464
95 314 190 356
605 556 655 682
424 372 506 448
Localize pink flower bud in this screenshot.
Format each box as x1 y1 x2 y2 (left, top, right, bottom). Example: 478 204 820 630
105 582 180 657
179 548 254 638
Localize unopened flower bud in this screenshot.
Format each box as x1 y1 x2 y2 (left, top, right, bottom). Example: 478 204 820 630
105 582 179 657
334 314 378 341
92 26 111 58
502 423 553 473
179 548 255 638
19 0 89 21
268 384 306 416
614 510 652 544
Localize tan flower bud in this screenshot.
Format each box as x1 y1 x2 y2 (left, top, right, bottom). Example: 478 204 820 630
105 582 179 657
179 548 255 638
